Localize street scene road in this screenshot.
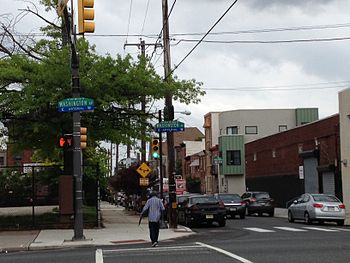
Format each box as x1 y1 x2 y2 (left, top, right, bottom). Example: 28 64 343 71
2 215 350 263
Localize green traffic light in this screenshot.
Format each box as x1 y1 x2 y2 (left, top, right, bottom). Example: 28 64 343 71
152 152 160 159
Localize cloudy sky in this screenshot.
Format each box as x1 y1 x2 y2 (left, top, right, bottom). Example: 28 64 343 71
3 0 350 132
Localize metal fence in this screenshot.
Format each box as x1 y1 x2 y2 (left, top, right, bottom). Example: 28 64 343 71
0 164 101 230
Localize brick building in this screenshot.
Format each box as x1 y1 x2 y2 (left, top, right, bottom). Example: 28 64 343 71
245 114 341 207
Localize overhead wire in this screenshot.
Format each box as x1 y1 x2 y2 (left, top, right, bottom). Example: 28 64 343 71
124 0 134 55
149 0 177 64
203 80 350 92
168 0 240 79
140 0 151 36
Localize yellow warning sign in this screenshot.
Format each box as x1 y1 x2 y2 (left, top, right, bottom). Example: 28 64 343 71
136 162 152 178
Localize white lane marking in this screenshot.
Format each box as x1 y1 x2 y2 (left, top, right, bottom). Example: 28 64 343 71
196 242 253 263
244 227 275 233
103 245 204 254
330 228 350 232
274 227 307 232
95 249 103 263
303 227 339 232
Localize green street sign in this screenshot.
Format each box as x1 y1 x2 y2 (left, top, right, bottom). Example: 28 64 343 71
155 121 185 132
58 97 94 108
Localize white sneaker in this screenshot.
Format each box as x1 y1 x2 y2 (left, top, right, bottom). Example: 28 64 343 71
152 241 158 247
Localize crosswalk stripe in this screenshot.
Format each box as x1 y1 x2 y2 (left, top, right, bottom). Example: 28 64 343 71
330 228 350 232
303 227 339 232
274 227 307 232
244 227 275 233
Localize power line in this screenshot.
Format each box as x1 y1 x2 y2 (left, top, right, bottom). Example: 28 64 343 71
168 0 240 78
173 36 350 45
203 81 350 91
125 0 134 46
140 0 151 35
149 0 177 64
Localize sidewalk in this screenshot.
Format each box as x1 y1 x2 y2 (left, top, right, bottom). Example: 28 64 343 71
0 202 194 252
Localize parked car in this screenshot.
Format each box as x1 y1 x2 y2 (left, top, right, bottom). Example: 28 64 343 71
287 193 346 226
178 195 226 227
214 193 246 219
241 191 274 216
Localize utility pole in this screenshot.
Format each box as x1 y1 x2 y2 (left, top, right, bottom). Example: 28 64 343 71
162 0 177 228
62 7 84 241
124 39 162 162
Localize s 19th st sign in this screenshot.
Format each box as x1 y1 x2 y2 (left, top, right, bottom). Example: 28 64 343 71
155 120 185 133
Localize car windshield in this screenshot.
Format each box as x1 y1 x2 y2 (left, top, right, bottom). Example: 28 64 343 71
177 196 189 203
312 194 339 202
254 192 270 199
191 196 217 204
218 194 241 201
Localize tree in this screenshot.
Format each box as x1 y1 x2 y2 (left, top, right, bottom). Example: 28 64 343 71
0 1 205 167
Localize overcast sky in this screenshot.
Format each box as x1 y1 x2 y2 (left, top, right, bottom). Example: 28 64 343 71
3 0 350 132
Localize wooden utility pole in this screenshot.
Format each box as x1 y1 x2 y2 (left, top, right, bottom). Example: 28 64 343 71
124 40 162 162
162 0 177 228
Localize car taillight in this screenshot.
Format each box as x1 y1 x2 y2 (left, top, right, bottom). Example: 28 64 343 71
313 203 323 208
339 204 346 209
219 201 225 208
250 198 256 202
240 202 246 206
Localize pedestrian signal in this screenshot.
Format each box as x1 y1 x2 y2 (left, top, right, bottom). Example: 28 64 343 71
59 134 73 148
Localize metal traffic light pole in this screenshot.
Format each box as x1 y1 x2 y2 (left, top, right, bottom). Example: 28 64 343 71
63 7 85 241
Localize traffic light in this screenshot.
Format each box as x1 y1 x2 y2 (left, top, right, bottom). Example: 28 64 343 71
151 138 160 159
78 0 95 34
80 127 87 149
59 134 73 148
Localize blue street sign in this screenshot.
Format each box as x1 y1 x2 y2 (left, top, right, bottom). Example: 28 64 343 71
58 105 95 112
155 121 185 133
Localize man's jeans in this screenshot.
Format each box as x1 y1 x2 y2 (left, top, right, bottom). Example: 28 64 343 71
149 221 160 243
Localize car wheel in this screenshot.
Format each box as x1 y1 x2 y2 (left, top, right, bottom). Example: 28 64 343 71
240 213 245 219
218 219 226 227
288 211 294 223
304 212 312 225
258 212 263 217
268 211 274 217
337 220 345 226
207 221 213 226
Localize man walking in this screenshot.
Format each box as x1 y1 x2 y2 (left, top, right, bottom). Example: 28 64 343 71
141 192 165 247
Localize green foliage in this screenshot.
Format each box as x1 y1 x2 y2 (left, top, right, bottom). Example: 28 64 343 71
109 164 142 196
0 2 205 171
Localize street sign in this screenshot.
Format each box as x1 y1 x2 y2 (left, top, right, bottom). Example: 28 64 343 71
155 121 185 133
58 97 95 112
136 162 152 178
58 105 95 112
139 178 149 186
213 156 223 165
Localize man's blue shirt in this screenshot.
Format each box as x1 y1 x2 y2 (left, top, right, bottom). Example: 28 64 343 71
142 196 165 222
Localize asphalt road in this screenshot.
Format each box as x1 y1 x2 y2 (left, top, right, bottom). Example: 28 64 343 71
1 216 350 263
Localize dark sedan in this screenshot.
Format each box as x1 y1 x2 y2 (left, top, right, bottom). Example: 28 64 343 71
241 191 274 217
214 193 246 219
178 195 226 227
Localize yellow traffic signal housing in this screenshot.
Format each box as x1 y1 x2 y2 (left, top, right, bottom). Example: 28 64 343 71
151 138 160 159
80 127 87 149
78 0 95 33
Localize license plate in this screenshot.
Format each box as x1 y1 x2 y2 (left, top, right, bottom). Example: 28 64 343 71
230 208 237 211
206 214 214 219
328 206 335 211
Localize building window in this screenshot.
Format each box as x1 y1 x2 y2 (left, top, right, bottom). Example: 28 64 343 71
272 149 276 158
0 156 4 166
245 126 257 134
253 153 257 161
226 126 238 135
279 125 287 132
226 150 241 165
